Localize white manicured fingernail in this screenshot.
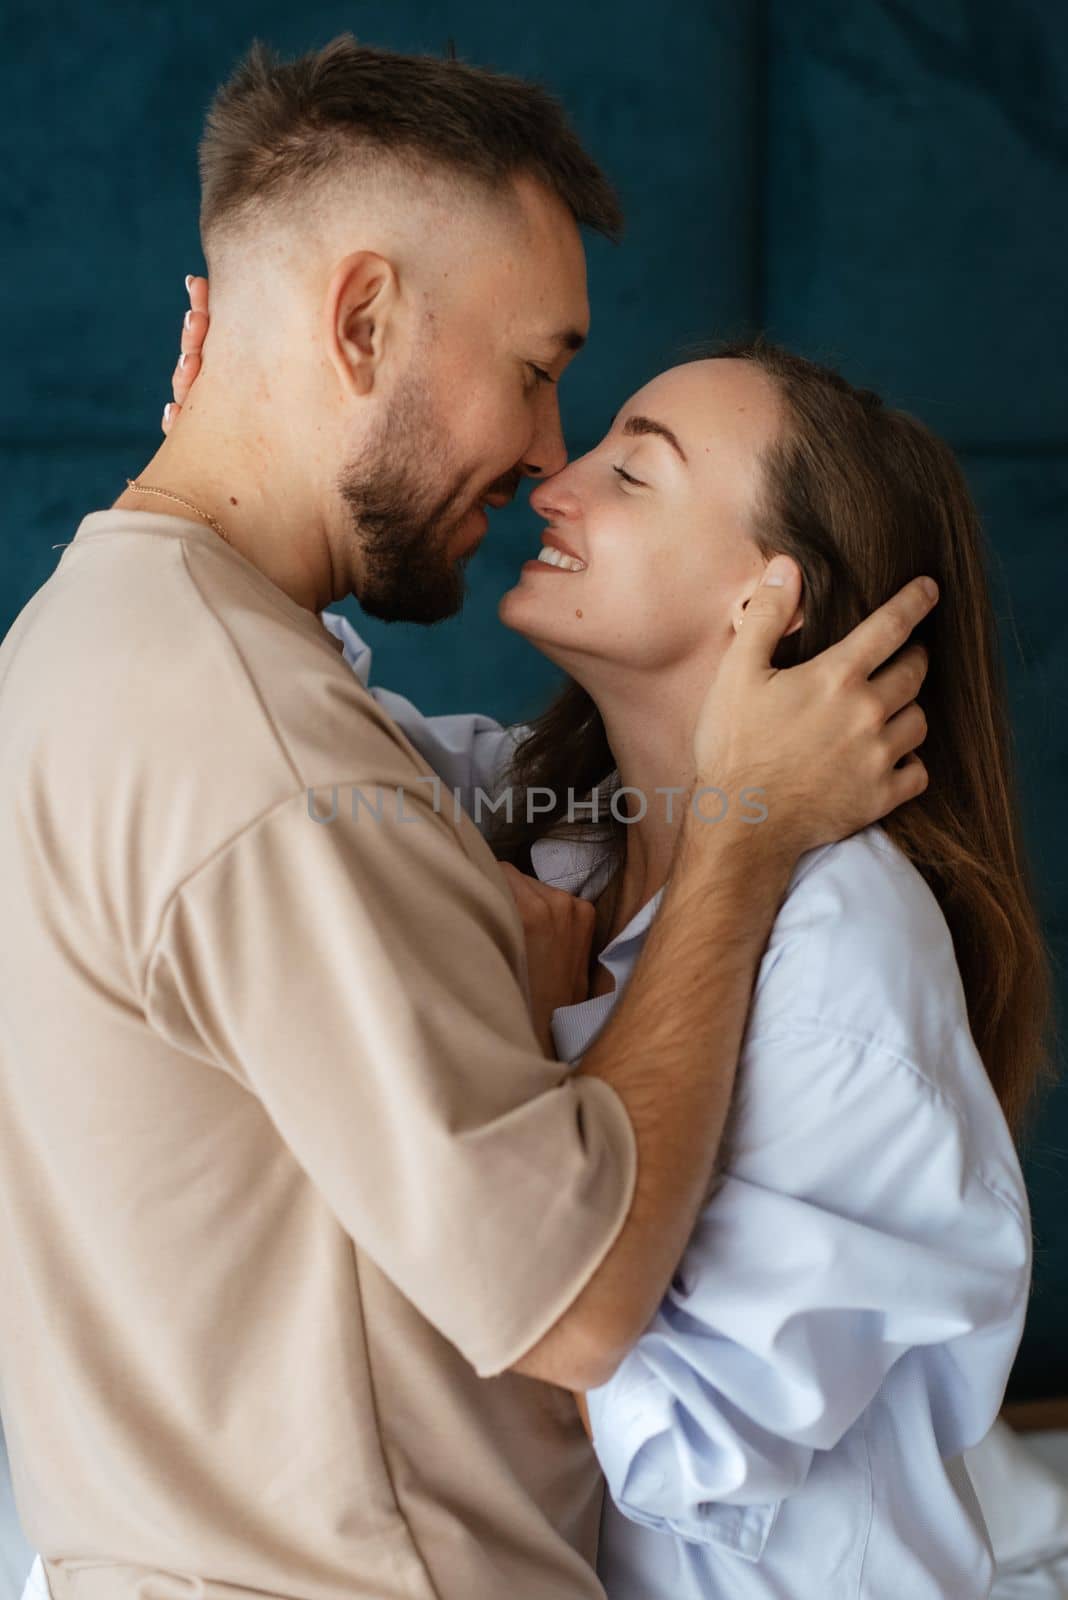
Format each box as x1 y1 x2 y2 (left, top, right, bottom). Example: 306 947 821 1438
185 274 194 293
178 353 189 369
184 309 193 330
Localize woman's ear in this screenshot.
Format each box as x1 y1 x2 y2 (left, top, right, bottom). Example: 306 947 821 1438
733 573 804 638
782 600 804 638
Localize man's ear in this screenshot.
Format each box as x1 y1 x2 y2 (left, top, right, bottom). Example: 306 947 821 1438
323 251 399 399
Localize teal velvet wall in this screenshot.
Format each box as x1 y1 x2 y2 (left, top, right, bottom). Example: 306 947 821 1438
3 1 1065 1397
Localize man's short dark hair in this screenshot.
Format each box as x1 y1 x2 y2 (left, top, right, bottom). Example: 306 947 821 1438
198 34 623 252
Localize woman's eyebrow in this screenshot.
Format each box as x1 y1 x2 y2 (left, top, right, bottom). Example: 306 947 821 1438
619 414 689 463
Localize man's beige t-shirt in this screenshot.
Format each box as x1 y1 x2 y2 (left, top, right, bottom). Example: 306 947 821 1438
0 510 637 1599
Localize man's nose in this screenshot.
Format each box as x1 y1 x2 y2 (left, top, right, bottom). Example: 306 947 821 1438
521 395 569 481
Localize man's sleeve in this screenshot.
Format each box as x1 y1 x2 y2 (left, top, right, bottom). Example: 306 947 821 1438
142 783 636 1378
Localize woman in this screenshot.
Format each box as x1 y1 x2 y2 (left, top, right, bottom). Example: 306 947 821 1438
23 316 1046 1599
333 340 1050 1599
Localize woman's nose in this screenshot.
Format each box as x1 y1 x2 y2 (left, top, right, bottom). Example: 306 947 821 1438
530 470 581 521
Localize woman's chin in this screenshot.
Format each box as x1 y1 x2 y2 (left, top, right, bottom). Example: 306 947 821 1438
497 583 534 634
497 585 569 653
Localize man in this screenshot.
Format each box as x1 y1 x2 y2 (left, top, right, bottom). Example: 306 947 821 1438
0 35 934 1600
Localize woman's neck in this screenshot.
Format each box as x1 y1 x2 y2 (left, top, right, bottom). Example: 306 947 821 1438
590 669 705 944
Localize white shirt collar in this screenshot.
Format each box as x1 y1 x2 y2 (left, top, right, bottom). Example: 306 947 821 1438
529 832 666 965
528 833 615 900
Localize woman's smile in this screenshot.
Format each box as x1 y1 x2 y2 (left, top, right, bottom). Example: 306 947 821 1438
524 545 587 573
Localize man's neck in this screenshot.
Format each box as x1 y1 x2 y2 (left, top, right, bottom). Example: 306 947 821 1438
115 401 334 614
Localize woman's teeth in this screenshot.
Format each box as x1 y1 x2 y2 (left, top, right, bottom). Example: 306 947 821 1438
537 546 586 572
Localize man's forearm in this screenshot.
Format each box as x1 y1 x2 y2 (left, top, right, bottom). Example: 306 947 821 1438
511 810 795 1389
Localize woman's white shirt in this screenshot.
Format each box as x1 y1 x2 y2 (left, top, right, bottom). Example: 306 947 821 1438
322 613 1032 1600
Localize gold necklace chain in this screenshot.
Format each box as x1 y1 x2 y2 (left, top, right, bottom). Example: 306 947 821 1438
124 479 231 544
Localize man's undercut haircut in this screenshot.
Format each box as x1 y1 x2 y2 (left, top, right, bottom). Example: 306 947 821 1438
198 33 624 253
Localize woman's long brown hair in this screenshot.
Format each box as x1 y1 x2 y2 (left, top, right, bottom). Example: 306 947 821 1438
490 338 1054 1138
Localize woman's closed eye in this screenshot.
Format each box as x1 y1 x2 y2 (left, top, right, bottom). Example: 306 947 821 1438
613 464 646 489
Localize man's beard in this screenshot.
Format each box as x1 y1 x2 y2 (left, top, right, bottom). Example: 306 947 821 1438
336 369 487 625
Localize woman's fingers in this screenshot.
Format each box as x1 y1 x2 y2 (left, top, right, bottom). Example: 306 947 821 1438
163 276 210 435
186 274 209 317
497 859 550 903
180 306 208 358
171 349 202 407
179 275 209 363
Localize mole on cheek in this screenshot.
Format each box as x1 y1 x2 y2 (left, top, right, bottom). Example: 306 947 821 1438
575 609 583 618
229 497 238 506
